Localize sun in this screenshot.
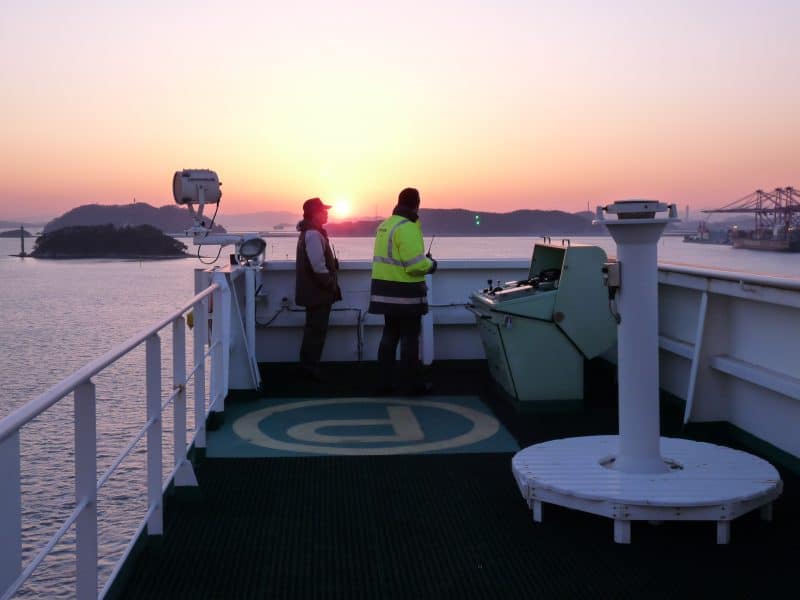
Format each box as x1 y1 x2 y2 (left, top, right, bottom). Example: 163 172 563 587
329 198 353 220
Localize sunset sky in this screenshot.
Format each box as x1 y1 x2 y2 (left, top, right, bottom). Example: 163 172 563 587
1 0 798 221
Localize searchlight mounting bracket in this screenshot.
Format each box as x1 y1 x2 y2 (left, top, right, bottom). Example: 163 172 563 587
173 169 266 265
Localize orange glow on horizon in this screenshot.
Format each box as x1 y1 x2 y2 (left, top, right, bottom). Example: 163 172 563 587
1 2 799 220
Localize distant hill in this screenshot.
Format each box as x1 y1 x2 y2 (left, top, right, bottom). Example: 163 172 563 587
219 210 299 230
0 228 34 238
325 208 598 237
32 224 189 259
0 220 48 230
42 203 226 235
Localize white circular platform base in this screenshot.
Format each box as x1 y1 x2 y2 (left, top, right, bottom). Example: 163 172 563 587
512 436 782 544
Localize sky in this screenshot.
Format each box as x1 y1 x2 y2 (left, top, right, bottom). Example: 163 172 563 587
1 0 799 221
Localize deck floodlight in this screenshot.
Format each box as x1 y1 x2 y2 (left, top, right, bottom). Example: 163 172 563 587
238 236 267 261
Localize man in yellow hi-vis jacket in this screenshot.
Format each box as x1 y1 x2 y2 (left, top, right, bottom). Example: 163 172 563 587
368 187 438 395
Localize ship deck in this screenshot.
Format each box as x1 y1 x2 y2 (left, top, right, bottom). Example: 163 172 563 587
116 360 799 599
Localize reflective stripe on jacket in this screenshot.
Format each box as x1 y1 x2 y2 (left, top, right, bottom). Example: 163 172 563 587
368 215 433 315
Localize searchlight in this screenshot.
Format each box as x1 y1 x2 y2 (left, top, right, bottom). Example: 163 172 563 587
172 169 265 266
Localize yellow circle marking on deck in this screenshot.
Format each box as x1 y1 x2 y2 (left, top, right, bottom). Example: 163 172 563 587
232 398 500 455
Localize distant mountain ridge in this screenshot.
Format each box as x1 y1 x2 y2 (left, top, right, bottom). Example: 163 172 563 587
325 208 597 236
41 203 599 237
42 203 226 234
0 220 47 230
220 210 299 230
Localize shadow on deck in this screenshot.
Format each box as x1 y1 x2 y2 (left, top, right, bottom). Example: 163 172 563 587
117 360 800 599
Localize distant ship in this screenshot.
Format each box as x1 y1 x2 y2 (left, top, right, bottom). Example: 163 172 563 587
683 220 731 246
730 226 800 252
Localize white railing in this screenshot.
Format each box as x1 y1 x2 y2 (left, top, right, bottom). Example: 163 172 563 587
0 275 231 600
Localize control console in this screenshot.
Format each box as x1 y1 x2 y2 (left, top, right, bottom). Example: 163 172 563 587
475 268 561 303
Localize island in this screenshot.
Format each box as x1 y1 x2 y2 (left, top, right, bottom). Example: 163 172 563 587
31 224 190 259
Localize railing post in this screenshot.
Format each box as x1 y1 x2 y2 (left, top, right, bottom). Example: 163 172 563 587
210 273 230 414
211 282 224 414
220 279 232 404
194 297 208 448
245 267 262 388
0 431 22 596
245 267 257 371
422 273 434 365
146 334 163 536
74 380 97 600
172 318 197 487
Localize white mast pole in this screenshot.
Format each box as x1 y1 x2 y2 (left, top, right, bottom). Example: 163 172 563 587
599 201 678 474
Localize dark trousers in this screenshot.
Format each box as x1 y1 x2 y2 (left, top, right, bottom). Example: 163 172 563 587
378 314 422 385
300 304 332 372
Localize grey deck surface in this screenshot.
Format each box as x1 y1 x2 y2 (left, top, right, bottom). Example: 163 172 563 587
118 360 799 599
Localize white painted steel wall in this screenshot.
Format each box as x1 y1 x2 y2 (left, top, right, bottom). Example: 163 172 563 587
256 259 800 461
255 259 529 363
657 265 800 460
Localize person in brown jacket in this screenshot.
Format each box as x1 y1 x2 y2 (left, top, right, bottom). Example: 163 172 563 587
295 198 341 381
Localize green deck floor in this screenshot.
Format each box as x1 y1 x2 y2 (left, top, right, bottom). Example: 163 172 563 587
117 360 800 599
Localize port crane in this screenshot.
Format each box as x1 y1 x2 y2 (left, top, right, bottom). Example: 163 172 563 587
702 187 800 230
701 187 800 251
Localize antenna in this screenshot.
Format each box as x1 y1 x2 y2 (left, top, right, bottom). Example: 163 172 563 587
426 235 436 255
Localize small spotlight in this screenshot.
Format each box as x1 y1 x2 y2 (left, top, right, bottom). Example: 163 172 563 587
238 236 266 260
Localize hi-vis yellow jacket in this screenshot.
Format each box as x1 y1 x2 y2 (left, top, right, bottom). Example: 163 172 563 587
368 214 434 315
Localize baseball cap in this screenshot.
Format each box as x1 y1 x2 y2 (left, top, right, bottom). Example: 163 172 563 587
302 197 332 213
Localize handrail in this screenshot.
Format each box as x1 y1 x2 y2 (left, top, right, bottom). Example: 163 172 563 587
0 275 231 600
659 262 800 292
0 284 219 444
2 499 90 600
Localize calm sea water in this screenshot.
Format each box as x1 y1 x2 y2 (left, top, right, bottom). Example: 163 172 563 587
1 233 799 596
